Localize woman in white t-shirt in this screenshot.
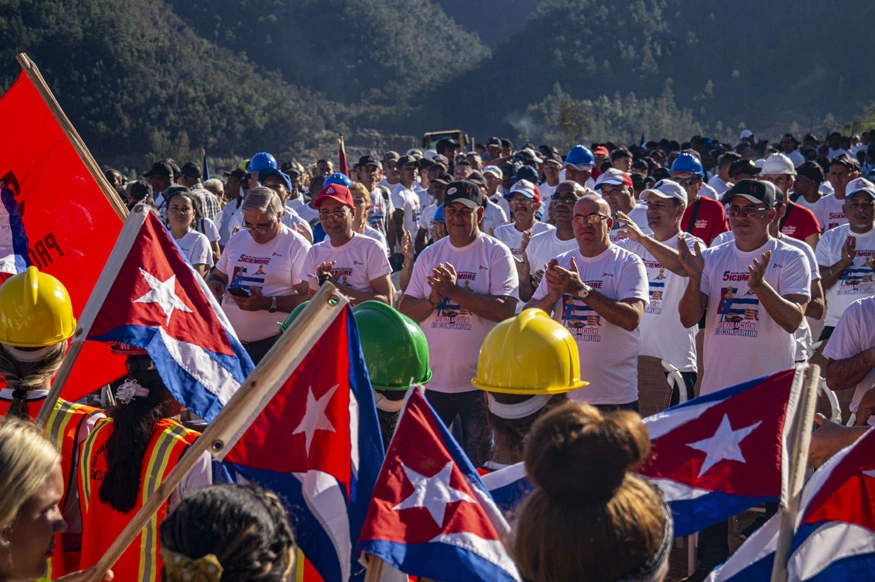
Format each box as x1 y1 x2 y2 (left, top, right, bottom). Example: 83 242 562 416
165 189 214 277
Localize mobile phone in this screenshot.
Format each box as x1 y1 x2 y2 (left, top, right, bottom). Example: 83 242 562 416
227 287 250 297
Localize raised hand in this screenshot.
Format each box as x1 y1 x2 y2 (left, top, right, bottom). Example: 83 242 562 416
747 250 771 292
677 236 704 279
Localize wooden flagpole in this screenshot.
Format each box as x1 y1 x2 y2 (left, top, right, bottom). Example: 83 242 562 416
84 283 349 582
363 553 385 582
769 363 820 582
34 205 149 427
16 53 128 221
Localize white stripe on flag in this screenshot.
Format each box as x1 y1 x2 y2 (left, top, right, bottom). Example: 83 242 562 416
295 470 352 582
643 399 721 439
428 532 521 581
349 390 359 482
481 462 525 491
788 522 875 580
158 327 240 405
707 512 780 581
647 477 714 503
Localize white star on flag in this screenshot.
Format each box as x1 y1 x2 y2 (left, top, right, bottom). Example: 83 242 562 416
687 414 762 478
393 461 475 527
292 384 339 455
133 268 193 325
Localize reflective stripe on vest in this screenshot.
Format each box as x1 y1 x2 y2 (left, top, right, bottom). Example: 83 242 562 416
79 418 112 513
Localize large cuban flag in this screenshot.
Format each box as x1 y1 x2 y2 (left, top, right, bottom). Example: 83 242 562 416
710 425 875 581
637 368 805 537
87 209 254 421
357 388 521 582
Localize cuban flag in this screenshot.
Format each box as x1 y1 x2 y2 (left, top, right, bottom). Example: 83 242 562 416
638 368 805 537
357 388 521 582
86 209 254 421
480 462 533 515
710 426 875 581
0 183 29 279
220 306 384 582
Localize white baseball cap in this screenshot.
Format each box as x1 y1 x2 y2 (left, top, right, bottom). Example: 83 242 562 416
508 179 538 200
760 153 796 176
740 129 754 140
640 179 688 205
483 165 503 179
846 177 875 194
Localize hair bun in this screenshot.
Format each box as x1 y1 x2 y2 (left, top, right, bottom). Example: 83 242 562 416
523 403 651 501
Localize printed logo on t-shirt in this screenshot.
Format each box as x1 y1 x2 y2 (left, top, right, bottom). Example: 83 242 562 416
560 280 604 342
827 212 846 231
231 263 267 291
644 261 666 314
431 272 476 331
716 275 760 337
330 266 353 287
782 225 796 236
695 219 708 230
836 253 875 295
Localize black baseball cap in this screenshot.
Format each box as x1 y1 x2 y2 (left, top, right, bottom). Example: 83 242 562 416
796 161 824 183
397 155 420 168
829 153 860 172
729 159 761 178
181 162 202 178
432 172 453 185
722 179 776 209
223 168 247 180
436 137 459 151
487 137 501 147
444 180 482 209
143 161 172 178
358 155 382 170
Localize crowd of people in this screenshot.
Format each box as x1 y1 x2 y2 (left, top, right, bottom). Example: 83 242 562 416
2 127 875 581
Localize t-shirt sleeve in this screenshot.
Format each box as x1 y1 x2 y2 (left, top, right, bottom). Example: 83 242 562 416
204 219 220 242
821 301 862 361
301 245 318 282
405 253 429 300
215 236 232 273
814 231 839 267
488 243 519 296
618 253 649 303
700 247 713 293
367 240 392 280
777 247 811 299
290 237 312 286
191 234 213 267
391 189 409 211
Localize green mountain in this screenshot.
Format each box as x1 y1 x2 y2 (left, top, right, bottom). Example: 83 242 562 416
167 0 490 108
433 0 540 47
0 0 342 160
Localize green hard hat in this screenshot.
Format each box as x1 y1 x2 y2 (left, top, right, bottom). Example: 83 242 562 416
352 301 432 391
279 301 310 333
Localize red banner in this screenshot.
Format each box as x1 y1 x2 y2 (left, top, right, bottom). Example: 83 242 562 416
0 69 127 400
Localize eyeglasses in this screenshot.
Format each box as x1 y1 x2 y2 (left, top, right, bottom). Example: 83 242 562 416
677 177 700 187
571 213 610 225
318 208 348 219
727 206 769 218
243 221 276 233
552 194 578 204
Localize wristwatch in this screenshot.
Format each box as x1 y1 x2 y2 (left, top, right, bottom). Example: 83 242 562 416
268 296 278 313
577 283 593 301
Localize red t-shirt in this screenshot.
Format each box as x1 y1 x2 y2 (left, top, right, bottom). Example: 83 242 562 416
780 202 821 242
681 196 728 246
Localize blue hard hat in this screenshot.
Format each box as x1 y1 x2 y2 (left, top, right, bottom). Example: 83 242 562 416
670 153 704 178
247 152 278 173
323 172 354 188
259 167 292 192
434 204 445 223
564 145 595 168
512 165 539 186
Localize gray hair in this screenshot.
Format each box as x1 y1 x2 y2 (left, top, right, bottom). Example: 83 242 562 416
242 186 284 219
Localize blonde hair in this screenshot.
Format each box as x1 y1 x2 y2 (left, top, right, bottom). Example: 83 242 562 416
0 416 61 535
513 402 667 581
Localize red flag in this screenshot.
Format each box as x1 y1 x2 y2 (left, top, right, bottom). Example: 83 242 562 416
0 67 127 399
339 132 349 177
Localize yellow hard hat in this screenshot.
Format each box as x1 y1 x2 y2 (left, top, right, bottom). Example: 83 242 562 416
472 308 588 394
0 267 77 347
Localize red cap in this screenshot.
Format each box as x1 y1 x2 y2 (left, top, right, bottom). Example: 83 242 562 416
314 184 353 208
593 146 609 156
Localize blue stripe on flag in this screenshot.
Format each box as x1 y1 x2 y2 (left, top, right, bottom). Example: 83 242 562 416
359 539 520 582
1 185 30 273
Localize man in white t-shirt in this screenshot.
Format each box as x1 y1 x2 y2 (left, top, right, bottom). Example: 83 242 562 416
707 152 739 197
780 133 806 167
356 155 394 238
823 296 875 424
526 195 648 410
616 179 702 403
790 161 826 213
494 180 555 258
390 155 422 263
302 184 393 306
521 181 586 301
258 168 314 243
815 184 875 340
538 153 562 219
376 151 400 191
594 168 651 244
814 154 864 231
399 180 519 465
415 172 450 254
483 165 510 218
207 187 311 363
678 179 811 395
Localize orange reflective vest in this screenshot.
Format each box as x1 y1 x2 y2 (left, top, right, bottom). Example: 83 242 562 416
0 396 103 580
78 418 199 582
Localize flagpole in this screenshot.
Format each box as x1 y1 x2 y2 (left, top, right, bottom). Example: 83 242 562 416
83 283 349 582
363 554 384 582
16 53 128 221
34 205 149 427
769 363 820 582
